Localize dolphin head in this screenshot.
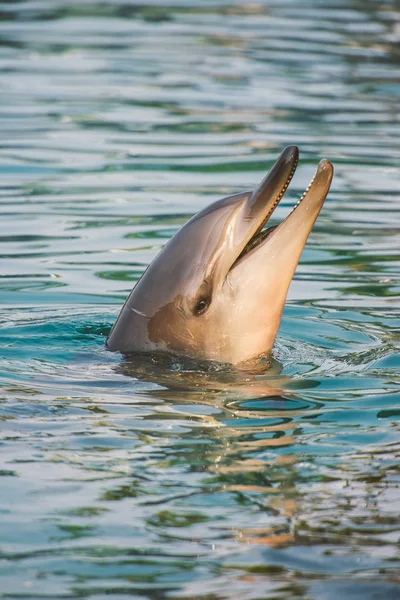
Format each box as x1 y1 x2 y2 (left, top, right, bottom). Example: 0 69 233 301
107 147 333 365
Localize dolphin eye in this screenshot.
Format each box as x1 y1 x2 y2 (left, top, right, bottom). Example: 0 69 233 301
194 298 209 315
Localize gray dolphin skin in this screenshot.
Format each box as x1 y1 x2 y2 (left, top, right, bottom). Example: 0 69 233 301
107 146 334 365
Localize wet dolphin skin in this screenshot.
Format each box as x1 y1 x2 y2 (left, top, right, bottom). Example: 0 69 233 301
107 147 334 365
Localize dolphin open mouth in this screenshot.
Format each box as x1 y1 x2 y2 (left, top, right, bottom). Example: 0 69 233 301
231 147 333 270
236 224 277 262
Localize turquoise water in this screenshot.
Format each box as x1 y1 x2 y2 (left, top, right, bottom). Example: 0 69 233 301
0 1 399 598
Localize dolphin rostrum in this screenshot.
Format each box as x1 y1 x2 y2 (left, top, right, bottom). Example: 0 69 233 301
107 146 333 365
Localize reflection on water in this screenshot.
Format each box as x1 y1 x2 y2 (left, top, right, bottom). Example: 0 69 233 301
0 0 399 599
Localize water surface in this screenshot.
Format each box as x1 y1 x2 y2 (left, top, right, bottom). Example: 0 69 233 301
0 1 399 599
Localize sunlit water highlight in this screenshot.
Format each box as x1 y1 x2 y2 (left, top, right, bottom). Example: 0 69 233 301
0 1 399 599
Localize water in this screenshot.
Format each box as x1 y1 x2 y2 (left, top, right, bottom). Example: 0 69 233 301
0 0 399 598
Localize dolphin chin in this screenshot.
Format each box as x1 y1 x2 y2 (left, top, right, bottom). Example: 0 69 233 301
107 146 334 365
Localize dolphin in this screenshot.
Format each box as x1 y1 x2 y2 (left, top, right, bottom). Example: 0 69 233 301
107 146 333 365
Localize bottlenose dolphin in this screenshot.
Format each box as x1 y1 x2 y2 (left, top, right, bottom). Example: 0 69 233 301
107 146 333 365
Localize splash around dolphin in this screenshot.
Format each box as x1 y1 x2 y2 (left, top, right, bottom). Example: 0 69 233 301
107 146 333 365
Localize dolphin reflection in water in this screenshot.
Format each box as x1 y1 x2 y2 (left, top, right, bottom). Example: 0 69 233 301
107 146 333 367
115 352 320 549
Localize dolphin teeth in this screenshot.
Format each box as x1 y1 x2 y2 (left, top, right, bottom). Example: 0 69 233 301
287 168 318 217
233 159 323 270
262 154 299 225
